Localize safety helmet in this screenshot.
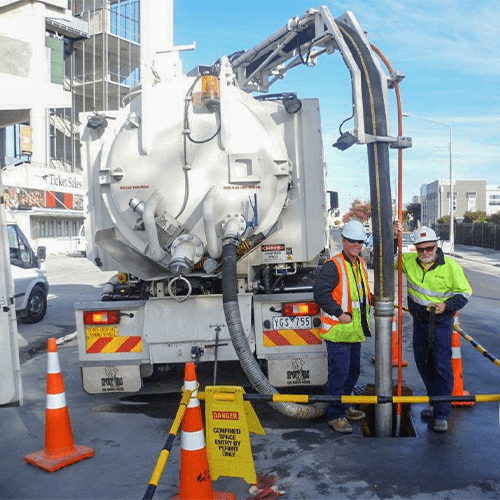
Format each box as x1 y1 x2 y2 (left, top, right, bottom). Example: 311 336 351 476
342 220 366 241
412 226 438 245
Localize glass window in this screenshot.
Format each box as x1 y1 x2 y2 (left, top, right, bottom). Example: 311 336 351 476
8 225 34 268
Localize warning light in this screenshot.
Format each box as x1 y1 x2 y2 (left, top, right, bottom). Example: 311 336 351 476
117 273 128 283
282 302 320 317
201 75 219 98
83 310 120 325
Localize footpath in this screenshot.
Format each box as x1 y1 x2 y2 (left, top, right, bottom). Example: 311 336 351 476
453 243 500 267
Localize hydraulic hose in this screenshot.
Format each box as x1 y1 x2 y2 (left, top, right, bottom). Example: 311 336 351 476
221 238 325 419
337 22 395 436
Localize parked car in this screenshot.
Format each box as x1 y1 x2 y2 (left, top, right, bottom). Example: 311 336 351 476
401 232 416 253
361 233 374 268
361 232 416 269
7 219 49 323
75 224 87 256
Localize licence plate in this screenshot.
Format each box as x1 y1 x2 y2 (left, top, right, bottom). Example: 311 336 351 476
272 316 312 329
86 326 119 338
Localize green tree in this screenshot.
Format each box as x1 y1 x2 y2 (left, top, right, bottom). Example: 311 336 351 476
406 203 421 228
342 199 371 223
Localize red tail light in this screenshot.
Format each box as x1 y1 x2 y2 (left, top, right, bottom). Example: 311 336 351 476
84 310 120 325
282 302 320 317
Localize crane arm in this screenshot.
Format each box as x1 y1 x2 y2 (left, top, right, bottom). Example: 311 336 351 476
228 6 408 149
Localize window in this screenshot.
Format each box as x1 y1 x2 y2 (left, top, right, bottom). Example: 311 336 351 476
466 192 476 211
8 225 34 268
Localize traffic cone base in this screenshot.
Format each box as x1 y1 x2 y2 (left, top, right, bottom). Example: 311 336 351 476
24 444 94 473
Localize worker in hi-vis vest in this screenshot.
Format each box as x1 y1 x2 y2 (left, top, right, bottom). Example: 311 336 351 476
395 223 472 433
314 220 372 434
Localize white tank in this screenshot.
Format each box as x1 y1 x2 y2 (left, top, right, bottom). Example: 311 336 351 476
83 63 327 281
92 73 292 276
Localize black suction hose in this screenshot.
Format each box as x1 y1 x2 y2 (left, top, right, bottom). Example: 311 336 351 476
221 238 325 419
337 21 395 436
337 22 394 300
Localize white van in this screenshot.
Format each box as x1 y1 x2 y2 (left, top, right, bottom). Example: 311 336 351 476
75 224 87 255
7 219 49 323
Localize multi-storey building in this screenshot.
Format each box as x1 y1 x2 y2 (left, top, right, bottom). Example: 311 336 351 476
420 179 490 226
0 0 139 252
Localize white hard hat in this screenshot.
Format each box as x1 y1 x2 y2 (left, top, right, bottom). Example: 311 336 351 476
342 220 366 241
413 226 438 245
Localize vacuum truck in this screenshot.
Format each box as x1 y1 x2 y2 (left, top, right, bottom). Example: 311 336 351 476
75 3 403 418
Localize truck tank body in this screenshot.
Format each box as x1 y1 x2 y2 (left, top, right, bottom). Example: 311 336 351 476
77 65 329 396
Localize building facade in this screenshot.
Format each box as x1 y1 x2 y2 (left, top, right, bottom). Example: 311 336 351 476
0 0 140 253
420 179 491 226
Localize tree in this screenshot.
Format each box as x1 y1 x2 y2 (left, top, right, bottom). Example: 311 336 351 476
342 199 371 223
463 210 488 223
406 203 421 228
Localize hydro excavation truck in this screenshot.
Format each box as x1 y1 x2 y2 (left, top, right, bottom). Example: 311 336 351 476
75 3 403 418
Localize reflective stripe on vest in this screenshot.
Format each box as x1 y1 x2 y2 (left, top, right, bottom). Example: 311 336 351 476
402 254 472 307
320 254 370 343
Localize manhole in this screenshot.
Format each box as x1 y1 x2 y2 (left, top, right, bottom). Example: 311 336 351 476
359 384 416 437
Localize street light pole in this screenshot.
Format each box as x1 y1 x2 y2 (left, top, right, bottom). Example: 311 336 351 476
402 113 454 253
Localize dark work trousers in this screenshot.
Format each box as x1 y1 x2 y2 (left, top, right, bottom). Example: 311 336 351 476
325 341 361 420
412 315 454 420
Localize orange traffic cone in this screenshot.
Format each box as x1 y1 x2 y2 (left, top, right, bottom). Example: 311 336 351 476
391 315 408 367
172 362 235 500
451 312 474 407
25 338 94 472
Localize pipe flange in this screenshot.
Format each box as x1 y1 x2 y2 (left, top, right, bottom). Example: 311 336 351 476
222 214 246 239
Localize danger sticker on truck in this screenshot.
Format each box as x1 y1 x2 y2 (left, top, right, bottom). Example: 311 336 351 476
261 244 292 262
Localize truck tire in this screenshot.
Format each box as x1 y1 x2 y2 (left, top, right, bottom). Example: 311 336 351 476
22 286 47 324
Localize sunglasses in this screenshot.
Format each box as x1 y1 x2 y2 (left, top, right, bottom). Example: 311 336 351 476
416 244 436 254
345 237 365 244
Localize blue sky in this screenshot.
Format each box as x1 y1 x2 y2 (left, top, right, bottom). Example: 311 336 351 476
172 1 500 213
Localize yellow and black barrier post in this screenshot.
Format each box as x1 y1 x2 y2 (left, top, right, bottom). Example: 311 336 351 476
142 388 193 500
456 324 500 369
198 391 500 405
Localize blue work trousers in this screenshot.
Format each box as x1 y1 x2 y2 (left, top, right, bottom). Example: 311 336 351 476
325 341 361 420
412 316 454 420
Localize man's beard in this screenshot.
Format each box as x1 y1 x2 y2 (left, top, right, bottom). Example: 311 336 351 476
419 254 435 264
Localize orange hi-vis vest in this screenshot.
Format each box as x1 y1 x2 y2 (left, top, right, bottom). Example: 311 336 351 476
320 253 371 343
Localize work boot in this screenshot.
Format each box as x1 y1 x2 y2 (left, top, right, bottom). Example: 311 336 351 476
421 406 434 419
328 417 352 434
345 407 366 421
432 419 448 432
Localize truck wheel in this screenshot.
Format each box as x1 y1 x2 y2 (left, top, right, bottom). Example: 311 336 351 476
22 286 47 324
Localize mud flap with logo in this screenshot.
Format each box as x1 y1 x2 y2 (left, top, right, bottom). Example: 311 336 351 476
81 364 142 394
266 354 327 387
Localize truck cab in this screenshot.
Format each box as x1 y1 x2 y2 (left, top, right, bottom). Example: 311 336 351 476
7 219 49 323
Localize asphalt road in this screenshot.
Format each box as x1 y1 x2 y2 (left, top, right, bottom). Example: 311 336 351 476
17 253 115 362
4 245 500 499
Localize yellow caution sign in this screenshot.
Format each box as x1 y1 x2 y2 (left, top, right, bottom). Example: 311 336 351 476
205 386 264 484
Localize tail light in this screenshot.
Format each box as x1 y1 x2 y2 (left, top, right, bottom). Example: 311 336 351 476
282 302 320 317
84 310 120 325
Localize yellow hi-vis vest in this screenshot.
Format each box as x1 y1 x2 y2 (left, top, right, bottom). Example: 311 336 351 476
320 254 371 343
399 253 472 307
